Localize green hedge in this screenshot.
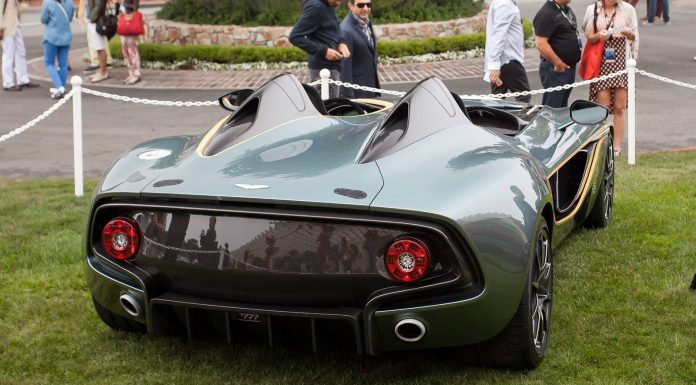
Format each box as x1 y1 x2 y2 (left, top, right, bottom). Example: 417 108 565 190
110 40 307 63
157 0 483 26
110 20 533 64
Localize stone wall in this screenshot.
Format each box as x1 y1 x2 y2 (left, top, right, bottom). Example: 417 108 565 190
143 11 488 47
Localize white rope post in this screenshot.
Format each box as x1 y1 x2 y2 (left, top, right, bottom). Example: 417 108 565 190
71 76 84 197
627 58 636 165
319 68 330 100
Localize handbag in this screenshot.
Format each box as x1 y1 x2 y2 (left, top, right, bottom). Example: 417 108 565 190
117 11 144 36
579 2 604 80
96 2 118 39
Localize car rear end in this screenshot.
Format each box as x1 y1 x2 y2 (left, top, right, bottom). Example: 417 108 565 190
86 198 482 354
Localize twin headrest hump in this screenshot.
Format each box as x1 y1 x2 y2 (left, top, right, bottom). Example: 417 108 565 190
236 73 324 116
359 77 469 163
204 74 323 156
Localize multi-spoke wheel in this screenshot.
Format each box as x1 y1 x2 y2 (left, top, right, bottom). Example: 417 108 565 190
477 217 552 369
585 135 615 228
531 224 552 357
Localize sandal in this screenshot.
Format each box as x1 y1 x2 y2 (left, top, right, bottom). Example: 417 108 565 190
90 73 109 83
125 76 141 86
614 147 622 157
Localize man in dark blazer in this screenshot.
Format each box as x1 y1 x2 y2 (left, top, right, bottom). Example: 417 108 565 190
340 0 380 98
289 0 350 99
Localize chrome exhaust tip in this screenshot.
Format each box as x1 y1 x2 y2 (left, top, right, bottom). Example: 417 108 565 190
119 293 142 317
394 318 426 342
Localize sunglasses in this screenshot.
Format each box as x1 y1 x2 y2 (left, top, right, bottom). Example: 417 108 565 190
355 2 372 8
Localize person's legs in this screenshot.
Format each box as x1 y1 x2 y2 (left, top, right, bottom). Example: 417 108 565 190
121 35 133 78
2 35 17 88
539 60 553 106
656 0 663 19
105 40 113 65
540 60 571 108
88 37 113 66
596 89 611 108
57 45 70 88
97 49 107 76
661 0 669 23
43 41 62 88
131 40 141 78
612 88 628 152
87 22 109 81
499 60 532 103
560 68 575 107
647 0 656 22
13 27 31 86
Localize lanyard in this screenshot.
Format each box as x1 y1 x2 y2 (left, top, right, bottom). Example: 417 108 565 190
603 7 617 40
550 0 577 31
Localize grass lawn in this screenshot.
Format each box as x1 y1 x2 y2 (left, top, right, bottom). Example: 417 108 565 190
1 151 695 385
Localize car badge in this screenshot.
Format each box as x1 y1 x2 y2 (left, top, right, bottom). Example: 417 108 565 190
235 183 270 190
138 149 172 160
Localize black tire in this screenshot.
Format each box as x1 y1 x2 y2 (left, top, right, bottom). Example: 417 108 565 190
476 217 553 369
92 297 147 333
585 136 614 228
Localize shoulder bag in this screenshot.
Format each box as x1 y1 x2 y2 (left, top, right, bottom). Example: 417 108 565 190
96 1 118 39
579 2 604 81
117 11 144 36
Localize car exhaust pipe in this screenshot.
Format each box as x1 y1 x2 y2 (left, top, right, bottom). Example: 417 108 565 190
394 318 426 342
119 293 142 318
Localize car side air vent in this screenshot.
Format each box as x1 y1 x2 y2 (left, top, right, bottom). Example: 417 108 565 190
360 103 409 163
204 97 260 156
359 77 469 163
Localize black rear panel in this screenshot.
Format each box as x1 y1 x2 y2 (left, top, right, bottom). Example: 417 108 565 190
92 203 473 307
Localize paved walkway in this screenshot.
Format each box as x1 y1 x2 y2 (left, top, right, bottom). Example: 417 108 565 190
27 46 541 90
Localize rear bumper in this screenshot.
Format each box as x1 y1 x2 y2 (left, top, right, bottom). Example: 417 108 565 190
88 252 505 354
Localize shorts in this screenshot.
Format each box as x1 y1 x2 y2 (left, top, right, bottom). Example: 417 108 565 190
87 22 107 51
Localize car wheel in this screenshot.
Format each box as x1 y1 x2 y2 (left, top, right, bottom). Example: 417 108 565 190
92 297 146 333
477 217 552 369
585 136 614 228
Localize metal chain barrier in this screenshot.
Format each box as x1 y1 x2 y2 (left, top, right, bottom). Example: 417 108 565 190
636 69 696 91
308 78 406 96
81 87 218 107
460 69 630 99
313 69 630 100
0 90 74 144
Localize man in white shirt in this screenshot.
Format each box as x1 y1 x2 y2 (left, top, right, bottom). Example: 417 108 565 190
483 0 530 103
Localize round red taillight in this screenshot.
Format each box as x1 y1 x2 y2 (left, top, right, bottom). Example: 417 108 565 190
385 238 430 283
101 218 140 261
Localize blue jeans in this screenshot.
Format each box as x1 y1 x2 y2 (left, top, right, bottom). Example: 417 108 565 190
539 60 576 108
43 41 71 89
648 0 669 23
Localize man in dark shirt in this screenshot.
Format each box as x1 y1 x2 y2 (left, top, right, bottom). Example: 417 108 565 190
533 0 582 107
290 0 351 98
340 0 380 98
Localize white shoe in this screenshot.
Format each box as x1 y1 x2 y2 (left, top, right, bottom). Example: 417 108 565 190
50 86 65 99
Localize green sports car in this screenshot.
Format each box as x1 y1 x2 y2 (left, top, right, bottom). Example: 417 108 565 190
85 74 613 369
